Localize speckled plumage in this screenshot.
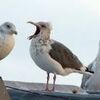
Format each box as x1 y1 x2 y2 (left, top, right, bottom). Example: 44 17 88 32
28 21 93 91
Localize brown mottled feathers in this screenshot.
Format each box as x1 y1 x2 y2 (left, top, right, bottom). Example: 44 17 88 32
49 40 83 70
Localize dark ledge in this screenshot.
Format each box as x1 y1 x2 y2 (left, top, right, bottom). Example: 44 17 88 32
3 81 100 100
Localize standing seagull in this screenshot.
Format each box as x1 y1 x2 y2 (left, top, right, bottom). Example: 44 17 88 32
28 21 93 91
0 22 17 60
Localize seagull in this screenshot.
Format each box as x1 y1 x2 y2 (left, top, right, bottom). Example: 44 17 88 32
28 21 93 91
81 41 100 91
81 63 94 89
0 22 17 60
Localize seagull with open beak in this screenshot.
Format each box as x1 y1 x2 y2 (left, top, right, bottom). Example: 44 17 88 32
28 21 93 91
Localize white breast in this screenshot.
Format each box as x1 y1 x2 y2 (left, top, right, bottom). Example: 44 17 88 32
30 38 67 75
0 34 15 60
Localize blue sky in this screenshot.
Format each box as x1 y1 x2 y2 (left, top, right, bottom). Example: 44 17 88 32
0 0 100 86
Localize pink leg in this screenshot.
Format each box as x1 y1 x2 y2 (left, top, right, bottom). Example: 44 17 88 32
45 73 50 91
51 73 56 91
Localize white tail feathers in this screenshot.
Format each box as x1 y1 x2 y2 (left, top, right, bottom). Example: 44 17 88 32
79 71 93 76
74 66 94 76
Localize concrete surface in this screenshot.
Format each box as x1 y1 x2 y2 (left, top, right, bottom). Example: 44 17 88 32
3 81 100 100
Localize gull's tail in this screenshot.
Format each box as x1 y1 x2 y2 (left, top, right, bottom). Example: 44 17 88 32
75 66 94 76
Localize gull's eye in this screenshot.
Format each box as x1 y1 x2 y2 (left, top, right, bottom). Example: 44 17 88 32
6 24 11 29
41 25 46 28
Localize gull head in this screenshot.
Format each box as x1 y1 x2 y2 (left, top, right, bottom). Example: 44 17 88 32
27 21 52 40
0 22 17 35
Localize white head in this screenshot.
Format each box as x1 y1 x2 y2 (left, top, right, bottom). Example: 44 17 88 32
27 21 52 40
0 22 17 35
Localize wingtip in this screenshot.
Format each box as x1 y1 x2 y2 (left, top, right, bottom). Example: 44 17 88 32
85 67 94 74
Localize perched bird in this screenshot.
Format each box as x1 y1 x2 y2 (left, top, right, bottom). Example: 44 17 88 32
28 21 93 91
81 63 94 89
0 22 17 60
81 41 100 92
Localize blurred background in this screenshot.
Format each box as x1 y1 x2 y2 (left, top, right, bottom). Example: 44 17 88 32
0 0 100 86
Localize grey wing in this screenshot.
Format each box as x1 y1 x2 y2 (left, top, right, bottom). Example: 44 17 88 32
49 40 83 70
81 63 93 89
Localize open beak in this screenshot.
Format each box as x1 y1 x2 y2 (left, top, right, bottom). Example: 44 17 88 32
27 21 38 27
27 21 40 40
